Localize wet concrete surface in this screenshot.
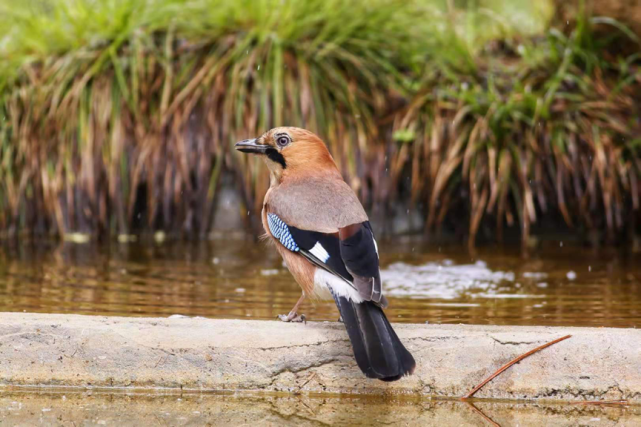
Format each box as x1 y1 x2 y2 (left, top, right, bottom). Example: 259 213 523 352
1 313 639 403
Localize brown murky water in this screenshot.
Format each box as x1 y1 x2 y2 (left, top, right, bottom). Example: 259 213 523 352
0 390 638 426
0 238 639 327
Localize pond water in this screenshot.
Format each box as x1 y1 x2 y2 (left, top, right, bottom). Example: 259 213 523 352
0 390 638 426
0 237 639 327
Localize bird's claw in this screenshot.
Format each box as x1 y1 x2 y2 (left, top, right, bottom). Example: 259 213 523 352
278 312 306 324
278 313 291 322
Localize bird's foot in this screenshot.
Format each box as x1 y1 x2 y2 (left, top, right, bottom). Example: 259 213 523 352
278 312 306 323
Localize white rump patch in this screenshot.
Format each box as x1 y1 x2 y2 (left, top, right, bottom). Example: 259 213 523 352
309 242 330 262
313 269 363 303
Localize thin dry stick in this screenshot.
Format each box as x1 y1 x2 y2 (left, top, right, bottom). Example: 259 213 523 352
465 402 501 427
462 334 572 399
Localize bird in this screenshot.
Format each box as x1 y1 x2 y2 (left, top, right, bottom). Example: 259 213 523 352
235 127 416 381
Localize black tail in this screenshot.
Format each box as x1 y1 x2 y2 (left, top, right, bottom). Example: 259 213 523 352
333 295 416 381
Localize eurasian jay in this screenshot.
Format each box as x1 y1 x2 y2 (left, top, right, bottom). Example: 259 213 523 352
235 127 416 381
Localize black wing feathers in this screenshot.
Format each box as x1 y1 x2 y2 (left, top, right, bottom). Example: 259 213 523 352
284 220 384 305
287 227 352 281
339 222 384 305
339 223 379 277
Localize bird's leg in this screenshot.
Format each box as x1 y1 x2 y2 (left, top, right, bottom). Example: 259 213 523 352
278 293 306 323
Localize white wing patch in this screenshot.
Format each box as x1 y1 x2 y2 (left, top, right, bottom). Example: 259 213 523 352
309 242 330 262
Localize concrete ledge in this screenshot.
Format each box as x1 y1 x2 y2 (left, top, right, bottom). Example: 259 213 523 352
0 313 639 403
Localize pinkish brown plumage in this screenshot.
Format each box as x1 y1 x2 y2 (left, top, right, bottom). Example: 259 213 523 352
235 127 415 381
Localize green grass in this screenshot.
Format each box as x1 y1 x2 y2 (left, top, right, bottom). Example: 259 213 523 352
0 0 433 235
0 0 638 247
394 12 641 248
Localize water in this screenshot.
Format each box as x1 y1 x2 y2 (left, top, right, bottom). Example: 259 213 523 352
0 238 639 327
0 390 638 426
0 239 639 425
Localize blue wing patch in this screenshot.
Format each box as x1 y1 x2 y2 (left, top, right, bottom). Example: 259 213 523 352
267 213 299 252
267 214 358 286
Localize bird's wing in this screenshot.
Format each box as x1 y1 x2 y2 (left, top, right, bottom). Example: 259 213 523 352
337 222 385 305
266 212 386 307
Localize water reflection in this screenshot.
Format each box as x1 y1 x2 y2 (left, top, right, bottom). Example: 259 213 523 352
0 238 639 327
0 390 638 426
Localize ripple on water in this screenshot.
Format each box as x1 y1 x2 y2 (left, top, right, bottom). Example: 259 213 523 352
382 260 546 300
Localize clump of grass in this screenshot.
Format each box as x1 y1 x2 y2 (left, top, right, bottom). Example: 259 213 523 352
393 13 641 248
0 0 555 239
2 0 637 248
0 0 428 236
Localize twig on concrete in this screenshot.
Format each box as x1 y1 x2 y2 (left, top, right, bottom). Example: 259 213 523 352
464 402 501 427
153 356 166 368
462 334 572 399
294 372 319 395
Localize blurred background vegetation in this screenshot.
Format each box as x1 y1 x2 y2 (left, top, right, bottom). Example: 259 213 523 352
0 0 639 248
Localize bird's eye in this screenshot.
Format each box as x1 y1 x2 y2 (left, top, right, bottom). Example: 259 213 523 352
276 135 291 147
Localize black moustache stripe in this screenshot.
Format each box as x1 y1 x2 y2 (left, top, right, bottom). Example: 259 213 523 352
266 148 287 169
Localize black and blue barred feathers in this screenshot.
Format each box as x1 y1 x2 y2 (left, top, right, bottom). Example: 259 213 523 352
267 213 299 252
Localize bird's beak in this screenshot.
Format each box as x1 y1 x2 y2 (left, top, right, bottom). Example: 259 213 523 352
235 138 270 154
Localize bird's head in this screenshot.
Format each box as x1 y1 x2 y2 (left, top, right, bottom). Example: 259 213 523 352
235 127 339 183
